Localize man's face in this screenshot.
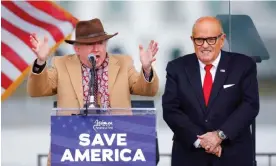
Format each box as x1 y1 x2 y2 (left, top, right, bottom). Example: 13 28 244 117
74 40 107 68
191 21 225 64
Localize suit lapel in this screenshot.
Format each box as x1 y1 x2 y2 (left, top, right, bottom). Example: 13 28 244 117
65 55 84 107
207 51 230 109
108 55 120 94
185 54 206 112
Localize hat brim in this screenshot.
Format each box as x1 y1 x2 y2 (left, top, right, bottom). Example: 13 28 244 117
65 32 118 45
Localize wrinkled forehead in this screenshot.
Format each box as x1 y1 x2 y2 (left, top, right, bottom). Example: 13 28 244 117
192 21 223 38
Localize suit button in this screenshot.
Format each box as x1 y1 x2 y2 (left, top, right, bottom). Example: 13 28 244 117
205 120 208 123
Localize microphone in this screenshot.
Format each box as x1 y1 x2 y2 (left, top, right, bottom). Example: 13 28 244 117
83 54 98 115
88 54 96 68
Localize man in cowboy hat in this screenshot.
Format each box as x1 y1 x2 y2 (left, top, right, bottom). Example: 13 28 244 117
27 18 159 166
27 18 159 114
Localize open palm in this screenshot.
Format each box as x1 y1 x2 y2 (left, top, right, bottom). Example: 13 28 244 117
30 33 50 62
139 40 159 71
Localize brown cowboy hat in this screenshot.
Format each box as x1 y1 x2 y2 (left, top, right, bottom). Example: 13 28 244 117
65 18 118 44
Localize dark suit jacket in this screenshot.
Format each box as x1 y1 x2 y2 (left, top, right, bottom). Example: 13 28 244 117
162 50 259 166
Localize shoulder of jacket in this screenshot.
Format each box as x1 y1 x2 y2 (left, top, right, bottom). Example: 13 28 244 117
50 54 76 65
224 51 255 67
109 53 133 63
53 54 76 60
168 53 195 66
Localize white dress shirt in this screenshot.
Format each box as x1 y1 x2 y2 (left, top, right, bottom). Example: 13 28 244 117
193 52 221 148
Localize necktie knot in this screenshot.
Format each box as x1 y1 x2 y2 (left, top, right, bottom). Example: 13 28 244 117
204 64 213 72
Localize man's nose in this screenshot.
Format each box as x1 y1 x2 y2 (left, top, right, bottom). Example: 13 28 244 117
91 44 99 52
202 40 209 48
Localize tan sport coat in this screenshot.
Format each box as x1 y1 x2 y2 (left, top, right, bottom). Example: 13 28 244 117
27 54 159 112
27 54 159 166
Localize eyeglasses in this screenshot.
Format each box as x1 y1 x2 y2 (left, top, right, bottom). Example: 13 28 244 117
192 34 223 46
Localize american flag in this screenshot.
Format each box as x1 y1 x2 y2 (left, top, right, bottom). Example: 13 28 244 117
1 1 78 101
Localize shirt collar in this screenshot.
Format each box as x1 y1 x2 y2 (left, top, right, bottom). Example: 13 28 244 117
198 51 221 70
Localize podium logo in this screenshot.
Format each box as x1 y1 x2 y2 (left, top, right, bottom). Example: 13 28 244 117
93 119 113 132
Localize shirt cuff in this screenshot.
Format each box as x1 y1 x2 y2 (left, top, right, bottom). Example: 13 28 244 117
143 68 153 82
194 139 201 148
32 59 46 74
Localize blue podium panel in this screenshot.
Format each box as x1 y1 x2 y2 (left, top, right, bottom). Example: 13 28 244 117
51 115 156 166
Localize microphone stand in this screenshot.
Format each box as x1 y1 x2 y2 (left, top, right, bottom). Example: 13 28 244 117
83 58 99 116
71 55 99 116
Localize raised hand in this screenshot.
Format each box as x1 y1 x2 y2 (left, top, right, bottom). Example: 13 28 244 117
139 40 158 73
30 33 50 64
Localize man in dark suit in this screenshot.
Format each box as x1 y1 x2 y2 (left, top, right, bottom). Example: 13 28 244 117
162 16 259 166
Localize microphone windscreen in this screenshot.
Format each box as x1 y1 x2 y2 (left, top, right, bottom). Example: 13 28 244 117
88 54 95 61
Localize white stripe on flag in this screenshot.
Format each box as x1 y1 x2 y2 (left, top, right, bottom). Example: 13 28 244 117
13 1 74 37
1 28 36 64
2 88 6 95
1 5 56 48
1 56 22 81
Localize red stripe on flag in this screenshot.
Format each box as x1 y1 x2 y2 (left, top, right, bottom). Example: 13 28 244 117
2 1 64 43
1 73 13 89
27 1 78 25
1 42 29 72
1 18 33 50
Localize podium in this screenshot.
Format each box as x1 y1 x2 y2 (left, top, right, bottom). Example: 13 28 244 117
50 107 157 166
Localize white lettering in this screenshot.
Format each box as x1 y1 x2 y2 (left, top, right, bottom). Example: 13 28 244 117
78 133 128 147
60 149 74 162
117 133 127 146
103 133 116 146
91 149 101 161
79 133 90 146
114 149 119 161
102 149 113 161
120 149 131 161
75 149 89 161
133 149 146 161
91 134 104 146
60 148 146 162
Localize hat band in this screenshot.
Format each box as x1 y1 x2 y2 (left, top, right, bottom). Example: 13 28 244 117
77 32 106 39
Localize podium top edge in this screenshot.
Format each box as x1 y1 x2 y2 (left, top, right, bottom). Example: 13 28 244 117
52 107 156 111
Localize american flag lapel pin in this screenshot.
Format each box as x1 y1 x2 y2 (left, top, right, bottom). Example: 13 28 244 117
220 69 225 72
